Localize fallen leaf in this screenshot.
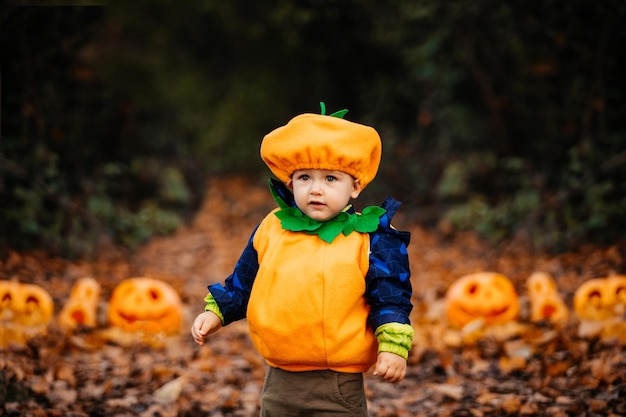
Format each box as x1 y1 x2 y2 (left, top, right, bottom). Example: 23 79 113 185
153 376 185 404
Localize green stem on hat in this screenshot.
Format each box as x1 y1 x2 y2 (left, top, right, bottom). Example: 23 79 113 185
319 101 348 119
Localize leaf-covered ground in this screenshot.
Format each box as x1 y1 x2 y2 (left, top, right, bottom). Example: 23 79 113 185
2 177 625 416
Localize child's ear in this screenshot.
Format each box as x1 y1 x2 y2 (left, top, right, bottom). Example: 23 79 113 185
287 179 293 189
351 179 363 199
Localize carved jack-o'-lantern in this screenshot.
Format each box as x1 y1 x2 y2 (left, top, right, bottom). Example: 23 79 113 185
1 281 54 346
574 275 626 321
445 272 520 328
58 277 101 329
0 281 54 326
526 272 569 324
108 278 182 334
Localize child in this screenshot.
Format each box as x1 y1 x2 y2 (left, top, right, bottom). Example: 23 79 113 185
191 104 414 416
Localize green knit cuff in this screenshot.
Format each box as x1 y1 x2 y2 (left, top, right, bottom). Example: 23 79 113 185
203 292 225 324
374 322 414 360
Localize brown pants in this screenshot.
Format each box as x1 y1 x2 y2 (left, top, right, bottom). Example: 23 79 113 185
260 366 368 416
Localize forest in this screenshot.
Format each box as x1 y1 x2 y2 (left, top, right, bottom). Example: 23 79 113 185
3 0 625 256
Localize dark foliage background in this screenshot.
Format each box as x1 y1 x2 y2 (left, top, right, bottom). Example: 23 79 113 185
2 0 625 256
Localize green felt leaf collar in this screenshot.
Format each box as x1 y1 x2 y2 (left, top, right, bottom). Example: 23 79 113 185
274 205 386 243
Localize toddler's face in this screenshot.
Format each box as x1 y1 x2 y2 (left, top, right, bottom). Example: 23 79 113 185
289 169 362 222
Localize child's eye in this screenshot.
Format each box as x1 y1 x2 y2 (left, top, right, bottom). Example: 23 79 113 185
325 176 337 182
297 174 310 181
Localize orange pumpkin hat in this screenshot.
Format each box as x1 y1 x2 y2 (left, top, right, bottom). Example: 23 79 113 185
260 103 382 189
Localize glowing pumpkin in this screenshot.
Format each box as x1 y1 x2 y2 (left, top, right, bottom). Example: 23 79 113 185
574 278 612 321
58 277 101 329
108 278 182 334
526 272 569 324
0 280 54 346
574 275 626 321
0 281 54 326
445 272 519 328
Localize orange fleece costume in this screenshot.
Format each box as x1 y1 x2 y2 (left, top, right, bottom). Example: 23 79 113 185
248 208 378 372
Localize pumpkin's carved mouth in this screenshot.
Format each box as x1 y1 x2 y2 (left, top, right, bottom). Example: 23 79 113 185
459 304 512 318
70 309 87 324
117 311 171 323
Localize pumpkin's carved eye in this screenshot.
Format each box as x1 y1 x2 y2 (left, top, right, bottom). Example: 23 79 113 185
587 291 602 305
26 295 40 306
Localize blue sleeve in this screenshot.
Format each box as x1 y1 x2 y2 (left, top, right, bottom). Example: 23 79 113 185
207 226 260 325
365 198 413 330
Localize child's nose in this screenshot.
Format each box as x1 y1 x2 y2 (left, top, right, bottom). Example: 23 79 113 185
310 180 323 194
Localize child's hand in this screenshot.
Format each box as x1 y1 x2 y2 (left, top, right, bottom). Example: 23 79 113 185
191 311 222 346
373 352 407 382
